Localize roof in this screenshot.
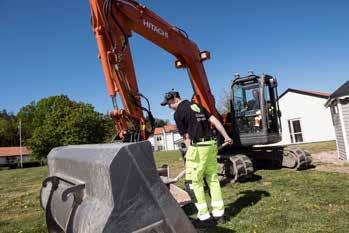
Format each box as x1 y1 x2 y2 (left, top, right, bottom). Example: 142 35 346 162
153 128 163 135
279 88 331 99
325 81 349 107
0 147 31 157
329 81 349 99
153 124 178 135
163 124 177 133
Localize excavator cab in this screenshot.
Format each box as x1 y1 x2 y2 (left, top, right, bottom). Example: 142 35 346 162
231 73 282 146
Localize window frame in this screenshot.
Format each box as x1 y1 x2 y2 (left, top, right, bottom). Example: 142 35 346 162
288 118 304 143
331 105 339 115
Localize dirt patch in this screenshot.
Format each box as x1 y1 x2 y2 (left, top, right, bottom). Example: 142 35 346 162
315 163 349 174
311 151 349 174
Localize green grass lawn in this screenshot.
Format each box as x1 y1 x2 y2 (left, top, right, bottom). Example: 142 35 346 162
295 141 337 154
1 149 348 233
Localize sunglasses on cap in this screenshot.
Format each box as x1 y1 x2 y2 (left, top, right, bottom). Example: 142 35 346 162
160 91 180 106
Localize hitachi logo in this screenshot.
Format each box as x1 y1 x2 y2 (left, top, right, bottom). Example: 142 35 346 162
143 19 169 38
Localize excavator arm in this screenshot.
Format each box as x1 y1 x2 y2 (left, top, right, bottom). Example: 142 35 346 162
89 0 219 141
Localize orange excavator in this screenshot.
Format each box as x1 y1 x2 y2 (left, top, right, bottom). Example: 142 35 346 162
40 1 312 232
89 0 311 177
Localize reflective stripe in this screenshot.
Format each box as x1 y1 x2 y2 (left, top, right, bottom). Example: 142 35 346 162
211 200 224 207
195 203 208 210
212 209 224 217
195 203 210 220
197 213 211 221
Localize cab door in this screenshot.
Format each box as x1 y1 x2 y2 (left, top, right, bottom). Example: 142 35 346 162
263 77 282 135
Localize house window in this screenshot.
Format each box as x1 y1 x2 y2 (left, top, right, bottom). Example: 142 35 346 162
156 136 162 141
288 119 303 143
157 145 163 151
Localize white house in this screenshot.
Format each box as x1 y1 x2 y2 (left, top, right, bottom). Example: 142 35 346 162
0 147 31 167
325 81 349 160
148 125 182 151
276 89 335 145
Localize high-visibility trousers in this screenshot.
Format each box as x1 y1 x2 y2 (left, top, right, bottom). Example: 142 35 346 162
185 140 224 220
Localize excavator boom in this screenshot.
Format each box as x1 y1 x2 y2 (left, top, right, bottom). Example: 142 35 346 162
89 0 219 141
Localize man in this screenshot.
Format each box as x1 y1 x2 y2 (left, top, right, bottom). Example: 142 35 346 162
247 89 260 110
160 91 233 227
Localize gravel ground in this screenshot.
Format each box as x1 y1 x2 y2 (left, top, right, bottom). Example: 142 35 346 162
311 150 349 174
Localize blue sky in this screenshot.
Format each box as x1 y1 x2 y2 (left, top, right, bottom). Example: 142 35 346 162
1 0 348 121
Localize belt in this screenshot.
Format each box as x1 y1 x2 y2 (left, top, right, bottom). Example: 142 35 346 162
191 137 216 146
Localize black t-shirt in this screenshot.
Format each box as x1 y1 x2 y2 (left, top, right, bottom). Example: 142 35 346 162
174 100 213 141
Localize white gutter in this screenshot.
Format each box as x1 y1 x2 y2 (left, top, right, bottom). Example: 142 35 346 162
325 95 349 107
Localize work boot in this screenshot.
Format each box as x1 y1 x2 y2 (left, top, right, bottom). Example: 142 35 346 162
191 217 217 228
212 214 227 225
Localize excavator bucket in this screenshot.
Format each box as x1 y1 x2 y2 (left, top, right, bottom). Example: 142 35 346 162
40 141 196 233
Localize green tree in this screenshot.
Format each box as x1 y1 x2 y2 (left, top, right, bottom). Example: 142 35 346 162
153 118 169 127
100 115 116 142
217 87 232 114
144 116 169 131
26 95 110 159
16 102 36 141
0 110 17 146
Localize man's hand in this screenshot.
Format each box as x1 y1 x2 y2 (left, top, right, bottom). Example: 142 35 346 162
182 133 191 148
224 137 233 145
209 116 234 145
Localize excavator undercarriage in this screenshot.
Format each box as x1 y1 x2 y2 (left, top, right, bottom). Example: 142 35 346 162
216 146 312 183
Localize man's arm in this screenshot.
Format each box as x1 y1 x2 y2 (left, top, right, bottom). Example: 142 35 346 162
174 112 190 147
209 115 233 144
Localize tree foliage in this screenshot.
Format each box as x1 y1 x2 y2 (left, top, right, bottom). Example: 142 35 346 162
16 95 113 159
153 118 169 127
144 116 169 129
16 102 36 141
1 95 168 159
0 110 17 146
217 88 232 114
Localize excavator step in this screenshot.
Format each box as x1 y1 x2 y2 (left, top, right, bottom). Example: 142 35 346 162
40 141 196 233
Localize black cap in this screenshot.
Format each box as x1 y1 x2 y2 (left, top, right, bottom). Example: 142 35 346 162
160 91 180 106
